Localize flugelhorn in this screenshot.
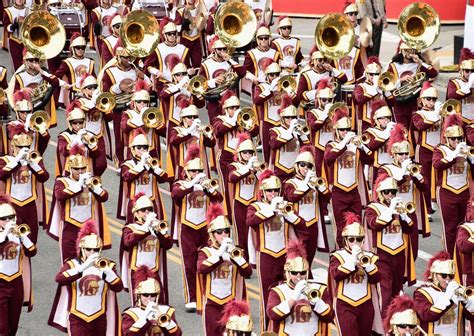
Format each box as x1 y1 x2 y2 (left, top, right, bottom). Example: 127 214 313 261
30 110 50 133
454 285 474 299
303 281 321 300
357 252 372 267
142 107 163 129
86 176 101 189
150 311 171 328
237 107 257 131
397 2 440 50
396 201 416 214
82 132 98 147
95 257 113 270
188 75 208 96
197 122 213 134
96 92 116 113
408 163 422 175
12 224 31 237
440 99 461 117
277 75 297 96
150 219 168 232
201 178 219 190
26 150 41 164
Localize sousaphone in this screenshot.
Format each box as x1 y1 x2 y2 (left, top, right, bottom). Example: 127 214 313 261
120 10 160 58
214 1 257 49
314 13 355 60
398 2 440 50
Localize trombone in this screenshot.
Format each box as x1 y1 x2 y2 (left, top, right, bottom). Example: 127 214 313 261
12 224 31 237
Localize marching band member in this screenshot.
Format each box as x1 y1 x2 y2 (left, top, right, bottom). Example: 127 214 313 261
244 23 281 86
75 73 112 177
306 78 335 176
145 17 191 85
48 220 123 335
101 42 151 167
198 35 246 123
6 88 50 155
267 239 334 335
118 129 168 222
295 47 347 108
55 33 96 108
169 98 215 182
227 133 259 259
380 123 429 259
100 14 122 67
385 41 438 129
48 144 110 262
253 60 284 162
213 90 258 194
0 124 49 243
177 0 206 70
352 56 384 133
412 82 443 215
446 48 474 124
122 265 182 336
414 251 474 335
171 144 223 313
121 193 173 305
282 146 331 262
364 100 396 186
197 203 252 336
2 0 27 70
383 295 421 336
121 80 166 163
246 170 306 330
456 196 474 287
269 95 310 181
90 0 120 54
271 16 304 74
324 106 372 247
219 300 253 336
433 114 473 256
365 172 415 316
56 102 103 176
0 194 36 336
330 213 380 336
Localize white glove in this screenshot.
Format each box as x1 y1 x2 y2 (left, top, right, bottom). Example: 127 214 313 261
445 280 461 301
288 118 299 134
177 75 189 89
401 159 412 175
24 113 33 131
0 221 16 243
140 151 151 164
144 212 157 229
453 142 467 157
291 280 307 301
351 245 362 257
144 302 158 321
78 172 91 186
389 197 402 212
188 119 201 134
304 170 316 185
336 131 355 149
191 172 207 185
246 156 259 170
269 77 279 91
77 128 87 138
434 101 442 113
15 147 29 161
130 113 144 127
381 121 396 137
270 196 284 212
77 253 99 273
193 184 204 191
217 238 232 256
468 73 474 87
400 212 412 223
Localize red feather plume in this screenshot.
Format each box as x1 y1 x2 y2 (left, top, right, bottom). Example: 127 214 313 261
343 212 361 226
178 97 191 110
135 79 150 92
219 300 250 327
234 132 252 161
69 143 85 156
317 78 330 90
383 295 415 332
460 48 474 63
387 123 407 153
278 94 293 114
75 219 98 255
0 193 12 205
78 73 93 88
208 35 220 51
299 145 315 157
133 192 146 204
7 122 28 137
343 1 355 11
309 45 319 56
331 106 349 125
66 101 82 114
424 251 451 280
258 169 275 183
371 99 388 113
113 38 124 55
70 32 83 43
133 265 157 286
373 170 390 200
260 57 274 72
130 128 147 142
159 16 173 32
13 88 32 104
220 89 237 106
367 56 381 66
184 144 200 163
206 202 225 223
278 15 288 23
286 239 307 260
442 114 463 139
166 54 182 72
257 22 269 30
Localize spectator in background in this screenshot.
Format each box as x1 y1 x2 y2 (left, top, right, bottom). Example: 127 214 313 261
357 0 387 57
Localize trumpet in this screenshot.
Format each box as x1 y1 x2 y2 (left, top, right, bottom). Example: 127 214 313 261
82 132 98 147
408 163 422 175
303 281 321 300
308 177 326 189
460 145 474 156
197 123 213 134
150 219 168 232
294 122 310 136
351 135 364 147
454 285 474 299
227 244 244 258
252 160 267 171
145 156 161 169
357 252 372 267
395 201 416 214
85 176 101 189
95 257 113 270
276 201 293 214
26 150 41 164
12 224 31 237
149 310 172 328
200 178 219 190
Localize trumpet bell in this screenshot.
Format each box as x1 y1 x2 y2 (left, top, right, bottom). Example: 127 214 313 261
30 110 50 132
120 10 160 58
96 92 116 113
142 107 164 128
398 2 440 50
378 71 397 92
188 75 208 96
21 11 66 59
314 13 355 59
215 1 257 49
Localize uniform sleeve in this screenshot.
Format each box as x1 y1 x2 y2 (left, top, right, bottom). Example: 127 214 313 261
246 204 274 229
121 312 151 336
212 118 237 139
30 159 49 182
122 226 151 248
414 288 450 322
352 84 374 105
55 261 82 285
456 227 474 254
329 254 354 282
307 110 325 132
197 249 223 274
267 287 292 322
324 142 346 166
170 182 193 203
432 147 457 170
54 178 80 201
269 129 289 149
446 79 472 100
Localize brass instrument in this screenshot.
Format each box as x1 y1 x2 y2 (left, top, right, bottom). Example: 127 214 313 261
277 75 297 96
276 201 293 214
96 92 116 113
396 201 416 214
29 110 50 133
397 2 440 50
440 99 461 117
86 176 101 189
21 10 66 59
351 135 364 147
188 75 208 96
95 257 113 270
201 178 219 190
309 177 325 189
294 122 310 136
31 0 44 11
378 71 397 92
197 123 213 134
120 10 160 58
150 219 168 232
392 71 426 101
227 245 244 259
454 285 474 299
30 82 52 105
142 107 164 129
12 224 31 237
237 107 258 131
303 281 321 300
360 133 370 145
214 1 257 49
182 1 208 33
252 160 267 172
149 311 171 328
460 145 474 156
204 70 239 100
328 102 349 120
357 252 371 267
26 150 41 164
314 13 355 59
146 156 161 169
408 163 422 175
82 132 98 147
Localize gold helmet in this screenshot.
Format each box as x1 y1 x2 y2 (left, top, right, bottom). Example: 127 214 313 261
160 17 177 35
427 251 455 282
132 193 154 215
388 124 410 155
459 48 474 70
13 89 33 113
79 74 98 90
316 78 335 99
209 35 226 50
294 146 315 177
184 144 203 179
284 240 309 282
278 16 292 29
343 2 358 15
132 80 150 102
221 301 253 333
0 194 16 219
207 204 231 246
134 266 161 308
8 123 33 147
419 82 438 99
371 100 392 127
331 105 351 139
442 114 464 144
69 32 87 49
235 133 256 162
180 104 199 120
384 295 418 335
66 101 86 131
374 172 398 202
279 94 297 122
263 60 281 75
129 129 150 158
65 144 88 173
341 213 365 237
259 170 281 192
110 14 122 28
167 54 187 76
76 219 103 258
220 90 240 110
256 24 270 38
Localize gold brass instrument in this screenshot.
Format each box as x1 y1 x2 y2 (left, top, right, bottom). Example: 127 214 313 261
357 252 372 267
303 281 321 300
142 107 164 129
149 311 171 328
21 10 66 59
150 219 168 232
204 70 239 100
119 10 160 58
82 132 98 147
314 13 355 60
237 107 258 131
309 177 325 189
454 285 474 299
397 2 440 50
252 160 267 172
378 71 397 92
29 110 51 133
96 92 116 113
328 102 349 120
188 75 208 96
396 201 416 214
460 145 474 156
31 0 44 11
201 178 219 190
408 163 422 175
12 224 31 237
276 201 293 214
197 123 213 134
183 1 208 33
30 82 52 105
26 150 41 164
360 133 371 145
146 156 161 169
214 1 257 49
440 99 461 117
277 75 297 96
294 122 310 136
0 88 5 105
86 176 101 189
95 257 113 270
392 71 426 100
227 244 244 259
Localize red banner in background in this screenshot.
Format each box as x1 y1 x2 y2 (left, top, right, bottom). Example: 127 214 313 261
273 0 465 23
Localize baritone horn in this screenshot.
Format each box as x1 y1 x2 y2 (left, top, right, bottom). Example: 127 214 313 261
30 110 51 133
188 75 208 96
214 1 257 49
378 71 397 92
440 99 461 117
12 224 31 237
96 92 116 113
120 10 160 58
237 107 258 131
142 107 164 129
314 13 355 59
277 75 297 95
397 2 440 50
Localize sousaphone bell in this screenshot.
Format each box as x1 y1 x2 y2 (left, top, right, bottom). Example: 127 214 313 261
120 10 160 58
314 13 355 59
142 107 164 128
398 2 440 50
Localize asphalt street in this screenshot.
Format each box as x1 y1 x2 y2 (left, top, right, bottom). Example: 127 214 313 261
0 17 466 335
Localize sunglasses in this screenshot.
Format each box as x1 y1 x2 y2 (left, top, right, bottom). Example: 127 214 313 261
284 116 298 119
27 58 40 63
439 273 455 280
347 237 364 243
397 324 416 329
139 207 154 213
298 162 313 169
319 98 332 103
338 128 351 132
214 228 231 234
141 293 158 298
316 58 327 63
16 145 30 149
188 169 204 173
85 85 98 90
396 152 409 156
113 24 122 29
424 97 437 102
268 72 280 77
74 46 86 50
166 32 178 36
290 270 307 276
85 248 100 252
368 73 380 76
215 47 228 51
72 166 87 171
185 115 199 119
241 150 255 155
280 26 291 30
134 100 149 104
464 69 473 73
71 120 84 125
449 136 463 141
227 106 240 110
266 188 280 193
347 12 358 16
134 145 149 150
0 215 16 221
382 189 397 195
257 36 269 41
175 72 187 77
